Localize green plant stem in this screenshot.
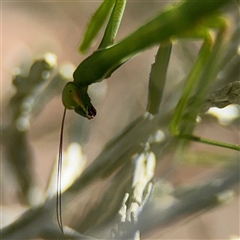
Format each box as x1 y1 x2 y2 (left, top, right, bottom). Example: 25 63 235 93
179 134 240 151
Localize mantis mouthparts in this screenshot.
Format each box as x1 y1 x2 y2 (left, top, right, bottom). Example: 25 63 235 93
87 105 97 119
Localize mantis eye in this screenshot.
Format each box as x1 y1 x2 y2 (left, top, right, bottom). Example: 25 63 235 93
62 82 82 109
62 82 97 119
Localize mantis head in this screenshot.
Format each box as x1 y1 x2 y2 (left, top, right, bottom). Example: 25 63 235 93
62 82 97 119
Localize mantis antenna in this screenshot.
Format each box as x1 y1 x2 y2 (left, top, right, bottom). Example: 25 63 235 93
57 0 126 233
56 107 67 234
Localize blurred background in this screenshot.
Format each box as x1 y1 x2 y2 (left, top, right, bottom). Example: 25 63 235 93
1 1 239 239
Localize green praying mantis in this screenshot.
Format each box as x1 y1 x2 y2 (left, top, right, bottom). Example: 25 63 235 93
62 0 231 119
58 0 239 234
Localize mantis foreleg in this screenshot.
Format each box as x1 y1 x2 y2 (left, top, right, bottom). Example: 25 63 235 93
79 0 115 53
169 19 240 151
99 0 126 49
147 41 172 115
